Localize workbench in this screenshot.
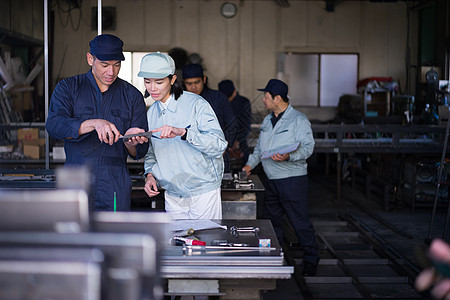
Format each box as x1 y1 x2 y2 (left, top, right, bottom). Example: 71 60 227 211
162 219 293 299
130 174 266 219
221 174 265 220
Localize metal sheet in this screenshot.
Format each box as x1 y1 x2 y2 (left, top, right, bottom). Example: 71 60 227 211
162 220 293 279
162 265 293 279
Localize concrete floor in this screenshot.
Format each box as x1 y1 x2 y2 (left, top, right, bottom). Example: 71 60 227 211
263 171 449 300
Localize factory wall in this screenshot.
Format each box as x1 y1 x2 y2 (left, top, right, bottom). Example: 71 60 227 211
0 0 44 40
3 0 417 116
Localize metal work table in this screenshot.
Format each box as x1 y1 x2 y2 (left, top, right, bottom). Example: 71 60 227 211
221 174 265 219
161 219 293 299
0 168 55 189
311 124 449 154
130 174 267 218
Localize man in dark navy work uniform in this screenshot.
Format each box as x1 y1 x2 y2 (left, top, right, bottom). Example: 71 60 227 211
182 64 237 173
218 79 252 168
46 34 149 211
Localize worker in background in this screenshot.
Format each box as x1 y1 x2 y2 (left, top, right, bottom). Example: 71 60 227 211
242 79 319 276
140 52 227 219
46 34 149 211
415 238 450 299
182 64 237 173
218 79 252 168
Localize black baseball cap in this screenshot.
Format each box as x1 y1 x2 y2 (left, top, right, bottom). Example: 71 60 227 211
218 80 235 97
257 79 288 99
182 64 204 79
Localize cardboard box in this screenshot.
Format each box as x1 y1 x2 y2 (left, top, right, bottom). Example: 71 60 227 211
17 128 39 143
23 139 45 159
11 85 34 112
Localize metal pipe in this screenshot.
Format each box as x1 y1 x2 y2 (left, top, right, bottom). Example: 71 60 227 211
444 194 450 239
44 0 49 170
98 0 102 35
426 106 450 242
184 245 275 251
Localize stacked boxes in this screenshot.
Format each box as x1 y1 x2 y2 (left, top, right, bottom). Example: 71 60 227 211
17 128 45 159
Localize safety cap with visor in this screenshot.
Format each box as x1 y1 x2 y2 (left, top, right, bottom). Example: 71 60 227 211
89 34 125 61
138 52 176 79
257 79 289 100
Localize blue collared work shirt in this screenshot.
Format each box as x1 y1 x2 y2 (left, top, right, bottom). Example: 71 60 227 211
246 105 315 179
144 92 227 198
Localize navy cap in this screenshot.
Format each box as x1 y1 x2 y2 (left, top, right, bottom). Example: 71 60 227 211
257 79 288 99
89 34 125 61
182 64 204 79
218 80 235 97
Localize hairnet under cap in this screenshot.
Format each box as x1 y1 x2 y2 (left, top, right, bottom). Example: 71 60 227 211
89 34 125 61
137 52 176 79
182 64 204 79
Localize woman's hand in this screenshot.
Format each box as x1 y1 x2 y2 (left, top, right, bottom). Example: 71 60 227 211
151 125 186 139
144 173 160 197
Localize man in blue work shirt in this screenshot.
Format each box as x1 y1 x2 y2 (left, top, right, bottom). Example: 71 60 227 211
218 79 252 168
46 34 149 211
182 64 237 173
242 79 319 276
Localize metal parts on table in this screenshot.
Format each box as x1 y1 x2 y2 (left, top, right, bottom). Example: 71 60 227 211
222 172 255 190
161 220 292 282
230 226 260 238
211 240 249 247
235 180 255 189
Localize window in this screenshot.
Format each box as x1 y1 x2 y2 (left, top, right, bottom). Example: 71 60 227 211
282 53 358 107
119 51 153 106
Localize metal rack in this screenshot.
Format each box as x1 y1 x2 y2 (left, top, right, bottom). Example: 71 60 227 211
311 124 450 204
312 124 448 154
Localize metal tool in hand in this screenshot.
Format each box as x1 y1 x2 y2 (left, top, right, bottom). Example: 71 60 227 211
120 131 161 142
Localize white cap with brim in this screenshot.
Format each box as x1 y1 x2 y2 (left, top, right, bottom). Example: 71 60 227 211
137 52 176 78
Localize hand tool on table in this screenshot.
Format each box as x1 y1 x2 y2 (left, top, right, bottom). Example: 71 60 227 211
229 226 260 238
174 228 195 237
172 236 206 246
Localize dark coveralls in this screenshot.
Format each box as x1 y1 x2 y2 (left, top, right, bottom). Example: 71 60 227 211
230 92 252 166
200 87 237 173
46 71 149 211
